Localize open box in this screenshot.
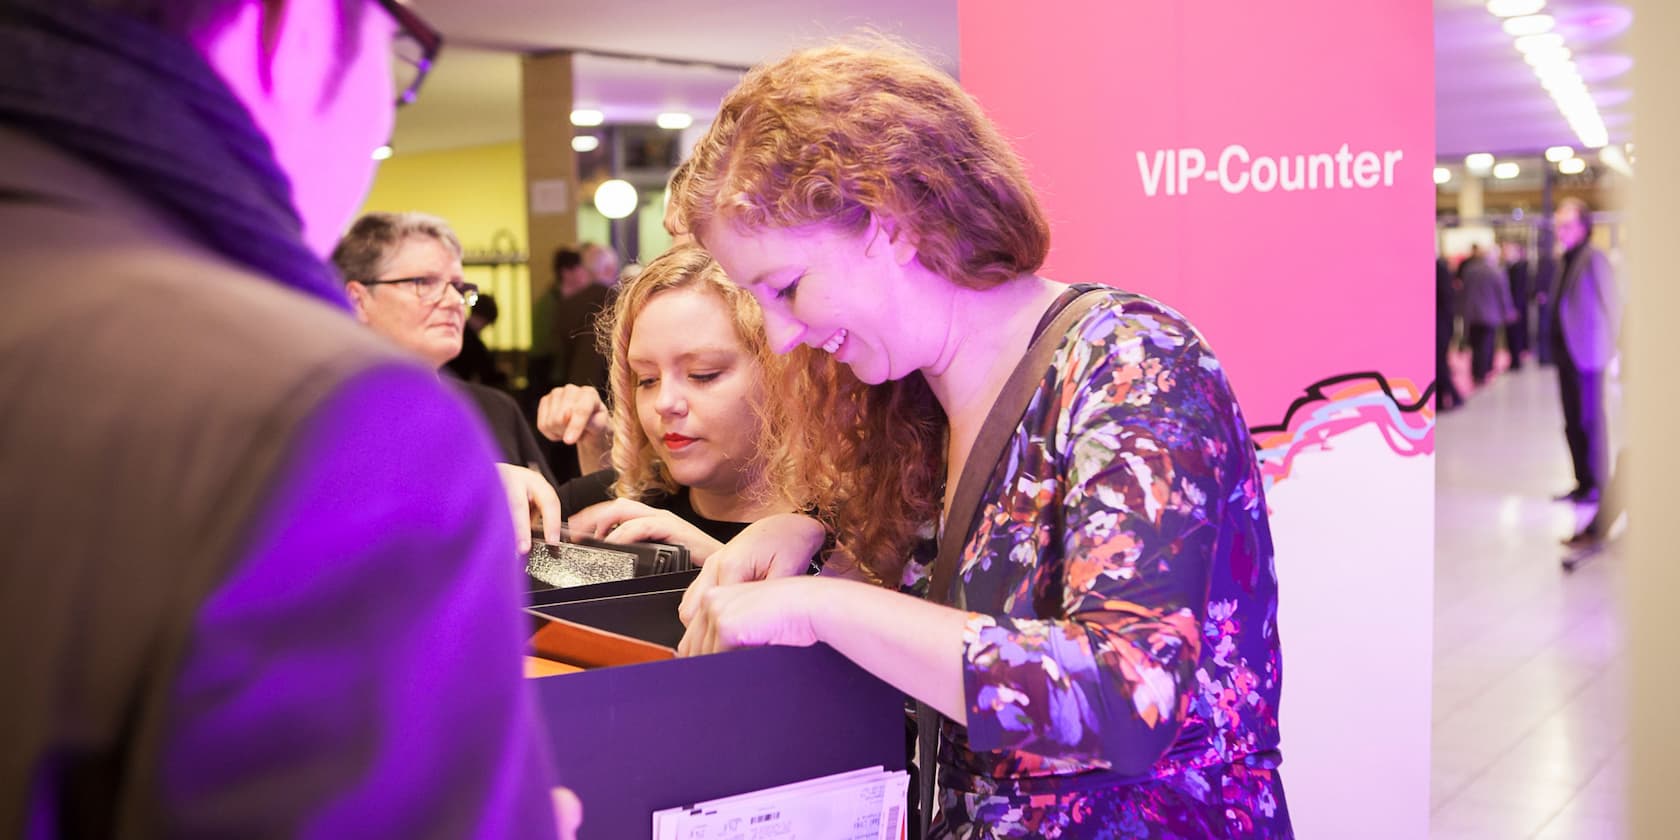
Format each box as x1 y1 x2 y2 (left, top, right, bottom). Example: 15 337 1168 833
524 574 909 838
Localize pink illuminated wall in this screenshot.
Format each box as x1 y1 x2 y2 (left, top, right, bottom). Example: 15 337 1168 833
959 2 1436 836
960 3 1433 425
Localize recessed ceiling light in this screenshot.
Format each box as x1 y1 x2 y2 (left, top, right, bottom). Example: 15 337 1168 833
655 112 694 130
1514 33 1565 53
1487 0 1546 17
571 135 600 153
1434 166 1452 185
570 109 605 127
1465 153 1496 174
1502 14 1555 36
1558 157 1587 174
1522 45 1573 66
1492 162 1520 179
1545 145 1575 162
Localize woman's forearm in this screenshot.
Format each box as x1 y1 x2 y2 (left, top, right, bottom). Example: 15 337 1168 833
808 578 971 724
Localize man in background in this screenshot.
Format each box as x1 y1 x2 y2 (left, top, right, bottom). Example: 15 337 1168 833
1460 243 1517 387
1550 197 1621 505
554 242 616 396
0 0 574 835
1504 240 1533 370
449 291 510 389
1436 255 1464 411
581 240 621 288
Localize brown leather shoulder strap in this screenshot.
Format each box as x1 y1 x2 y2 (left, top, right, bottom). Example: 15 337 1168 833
915 284 1107 839
926 286 1108 607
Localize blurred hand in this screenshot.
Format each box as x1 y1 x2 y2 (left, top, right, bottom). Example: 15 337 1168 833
494 463 561 552
676 575 826 657
566 498 725 562
678 514 825 626
536 385 610 466
553 787 582 840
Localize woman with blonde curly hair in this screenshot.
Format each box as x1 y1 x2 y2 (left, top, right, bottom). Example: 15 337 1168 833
541 242 794 562
674 40 1292 838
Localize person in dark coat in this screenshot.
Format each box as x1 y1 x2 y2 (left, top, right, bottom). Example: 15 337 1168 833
447 291 510 389
1460 244 1517 386
1549 198 1622 504
0 0 575 834
1436 255 1464 411
1503 241 1533 370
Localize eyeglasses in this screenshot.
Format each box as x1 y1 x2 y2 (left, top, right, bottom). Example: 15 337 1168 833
375 0 443 107
358 275 480 308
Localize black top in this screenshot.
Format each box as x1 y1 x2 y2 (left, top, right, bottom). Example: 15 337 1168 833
446 327 508 390
453 380 558 488
558 469 753 544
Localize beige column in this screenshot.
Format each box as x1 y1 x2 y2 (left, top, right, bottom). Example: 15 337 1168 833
1630 2 1677 838
1457 173 1484 221
521 50 579 302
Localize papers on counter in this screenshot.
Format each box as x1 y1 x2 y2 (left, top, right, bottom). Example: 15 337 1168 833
652 766 909 840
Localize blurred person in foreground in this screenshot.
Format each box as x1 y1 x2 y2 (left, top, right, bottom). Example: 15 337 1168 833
0 0 576 835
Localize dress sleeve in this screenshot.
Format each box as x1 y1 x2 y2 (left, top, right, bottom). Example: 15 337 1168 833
159 364 559 838
961 305 1243 775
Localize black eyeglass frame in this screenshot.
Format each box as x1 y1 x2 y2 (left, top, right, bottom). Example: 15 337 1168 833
374 0 443 107
357 276 480 307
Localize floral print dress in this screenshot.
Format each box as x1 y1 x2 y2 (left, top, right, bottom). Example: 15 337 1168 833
932 288 1291 839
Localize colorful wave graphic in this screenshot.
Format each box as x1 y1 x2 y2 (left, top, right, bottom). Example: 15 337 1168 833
1249 373 1435 491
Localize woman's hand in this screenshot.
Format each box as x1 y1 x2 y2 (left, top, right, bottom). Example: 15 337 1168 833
676 576 827 657
494 463 562 553
678 513 826 625
552 788 582 840
566 499 725 562
536 385 610 470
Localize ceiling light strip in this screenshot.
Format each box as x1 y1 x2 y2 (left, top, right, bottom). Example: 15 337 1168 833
1490 2 1611 150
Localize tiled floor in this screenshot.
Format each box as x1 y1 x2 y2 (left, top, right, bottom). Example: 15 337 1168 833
1432 359 1626 839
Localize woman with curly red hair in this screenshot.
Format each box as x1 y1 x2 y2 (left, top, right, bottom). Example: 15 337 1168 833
674 40 1293 838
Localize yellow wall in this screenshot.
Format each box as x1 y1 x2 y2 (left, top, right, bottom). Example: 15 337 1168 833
360 141 533 350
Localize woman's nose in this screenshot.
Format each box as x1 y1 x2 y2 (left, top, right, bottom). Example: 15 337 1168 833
762 308 806 355
654 380 687 415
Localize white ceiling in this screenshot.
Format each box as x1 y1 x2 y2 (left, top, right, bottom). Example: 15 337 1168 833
392 1 1634 160
392 0 958 154
1434 0 1633 158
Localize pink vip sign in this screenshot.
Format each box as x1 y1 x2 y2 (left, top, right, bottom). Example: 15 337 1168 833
959 1 1434 426
960 2 1437 836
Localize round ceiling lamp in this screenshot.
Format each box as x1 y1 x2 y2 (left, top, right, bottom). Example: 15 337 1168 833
593 179 639 220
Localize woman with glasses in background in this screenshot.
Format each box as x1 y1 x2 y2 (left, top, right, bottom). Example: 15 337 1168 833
333 211 571 552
